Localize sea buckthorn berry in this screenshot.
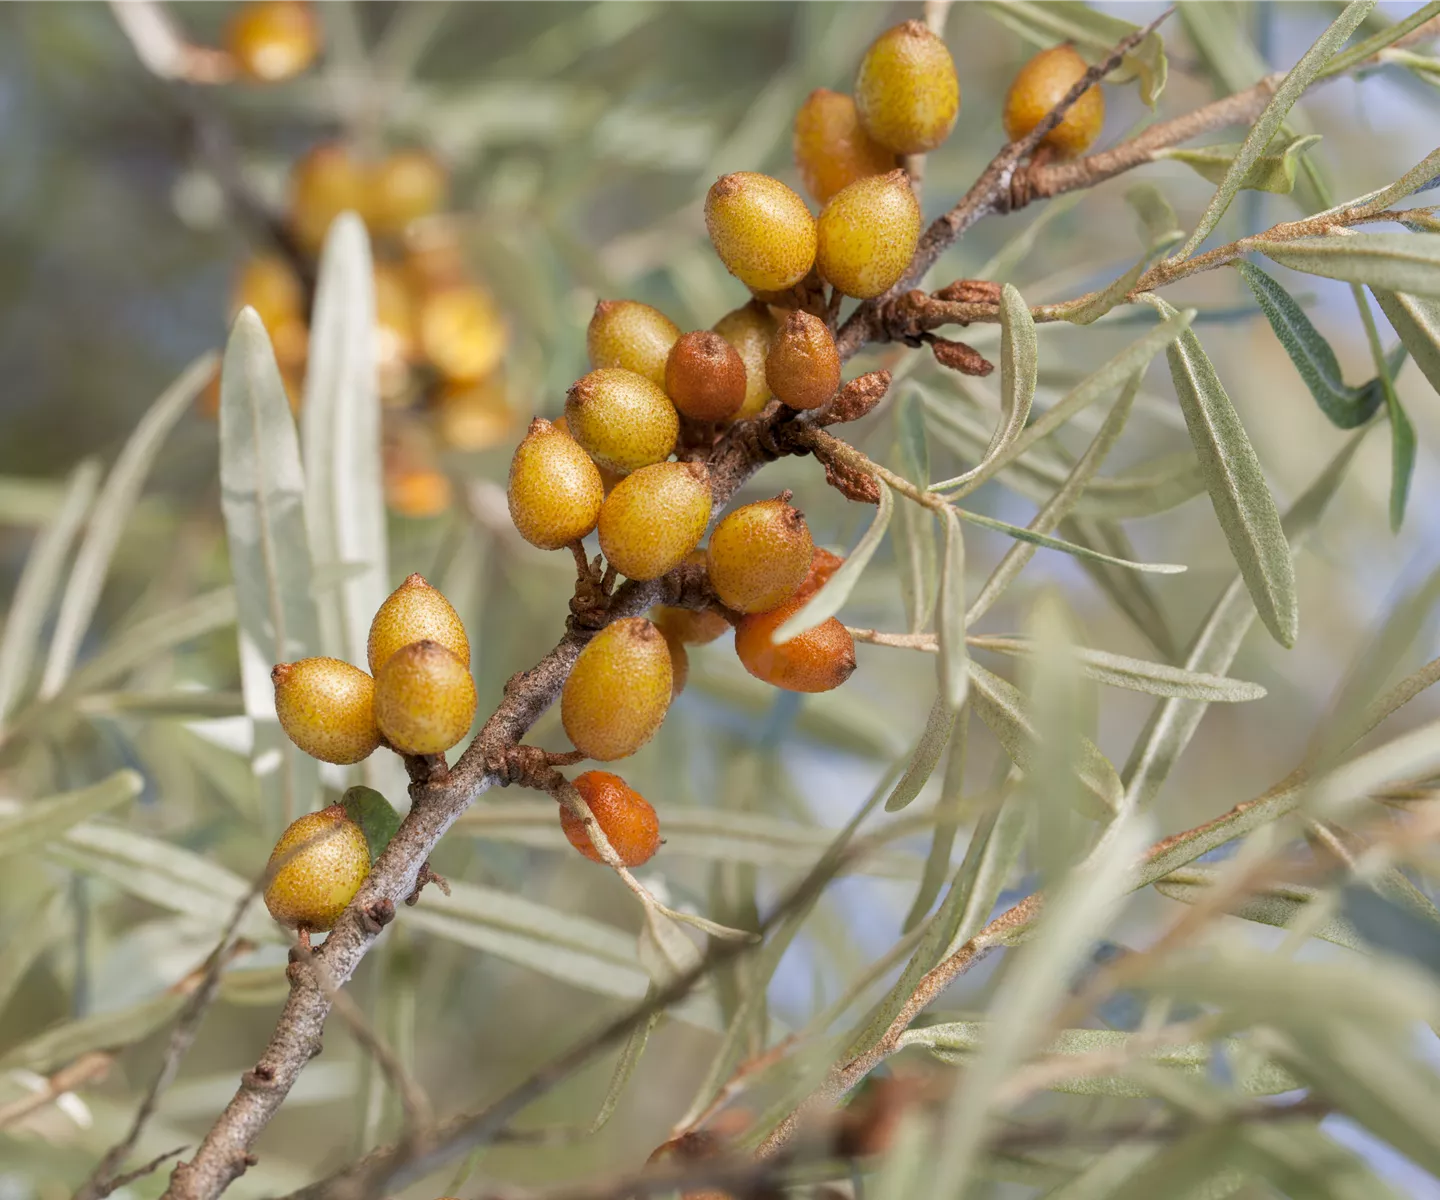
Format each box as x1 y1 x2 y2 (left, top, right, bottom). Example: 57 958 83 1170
713 302 779 420
816 169 921 299
854 20 960 155
707 494 814 614
665 331 747 422
264 805 370 931
403 223 468 295
231 255 307 367
554 416 624 493
507 417 605 550
272 658 379 765
374 640 477 755
434 377 516 452
798 547 845 601
793 88 898 205
1003 45 1104 159
367 148 448 237
664 630 689 699
562 618 672 761
735 599 856 693
653 604 730 646
386 464 452 518
419 284 507 383
598 462 711 581
374 262 419 401
704 173 817 293
368 573 470 674
562 771 661 867
587 300 681 389
226 0 321 83
565 368 679 475
289 142 366 254
765 311 841 411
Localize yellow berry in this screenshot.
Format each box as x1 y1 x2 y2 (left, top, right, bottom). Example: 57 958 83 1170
367 148 448 238
587 300 681 389
854 20 960 155
507 417 605 550
271 657 380 765
374 640 477 755
734 599 856 694
598 462 712 581
816 169 921 299
555 416 624 493
666 331 747 422
289 142 366 255
368 573 469 674
707 495 814 614
562 618 673 761
434 376 516 452
264 805 370 931
565 368 678 475
713 302 779 420
704 173 817 293
226 0 321 83
793 88 898 205
765 310 841 410
561 771 661 866
1003 45 1104 159
653 601 731 646
418 284 507 383
403 223 468 295
231 255 308 370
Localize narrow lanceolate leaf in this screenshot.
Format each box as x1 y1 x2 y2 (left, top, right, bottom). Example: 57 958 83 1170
774 482 892 643
1258 233 1440 299
1155 296 1296 647
1373 289 1440 397
219 309 323 831
970 661 1122 819
1236 261 1384 428
39 353 216 698
1126 184 1182 249
903 714 967 932
1062 516 1179 660
1154 867 1365 951
1173 0 1376 260
884 691 956 813
1384 385 1415 533
0 893 64 1016
0 770 143 862
936 508 968 711
951 505 1185 576
1158 134 1322 195
892 389 937 634
0 991 187 1075
1333 146 1440 218
1321 1 1440 77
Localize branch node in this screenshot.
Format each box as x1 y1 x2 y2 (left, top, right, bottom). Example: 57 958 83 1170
405 861 450 906
361 897 397 933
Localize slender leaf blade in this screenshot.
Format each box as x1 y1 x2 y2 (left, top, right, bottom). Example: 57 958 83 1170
0 770 143 862
937 508 969 711
1258 233 1440 299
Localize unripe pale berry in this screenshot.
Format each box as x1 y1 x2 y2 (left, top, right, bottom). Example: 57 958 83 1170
707 494 814 614
374 639 477 755
765 311 841 410
289 143 366 254
587 300 681 389
816 169 921 299
704 173 817 293
854 20 960 155
226 0 321 83
562 618 672 761
232 255 308 368
507 418 605 550
418 284 507 383
793 88 898 205
562 771 661 866
713 302 779 420
264 805 371 931
368 573 470 674
367 148 448 237
565 368 678 475
734 599 856 693
434 377 516 452
665 630 689 699
1003 45 1104 159
599 462 712 581
666 331 747 422
272 657 380 765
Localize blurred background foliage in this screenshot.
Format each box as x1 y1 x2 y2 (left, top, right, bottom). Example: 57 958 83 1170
1 2 1439 1197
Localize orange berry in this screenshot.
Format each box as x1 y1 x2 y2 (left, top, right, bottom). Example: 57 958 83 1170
798 547 845 601
653 604 731 646
562 618 673 761
374 640 477 755
793 88 898 205
418 284 507 383
264 805 370 931
816 169 921 299
713 302 779 420
367 573 469 674
707 495 814 614
367 148 448 237
231 255 308 367
1003 45 1104 159
289 142 366 254
587 300 681 389
272 657 380 765
666 331 747 422
565 368 678 475
561 771 661 867
854 20 960 155
734 599 856 693
434 376 516 451
598 462 712 581
226 0 321 83
507 417 605 550
765 311 841 411
385 465 452 518
402 223 468 295
704 173 816 293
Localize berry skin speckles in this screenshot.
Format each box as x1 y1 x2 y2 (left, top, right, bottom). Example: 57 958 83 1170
264 805 371 932
704 173 817 293
374 640 477 756
272 657 380 765
587 300 681 389
507 418 605 550
1003 45 1105 159
816 170 921 300
794 88 897 205
707 495 814 614
598 462 712 582
562 618 673 762
854 20 960 155
565 368 679 476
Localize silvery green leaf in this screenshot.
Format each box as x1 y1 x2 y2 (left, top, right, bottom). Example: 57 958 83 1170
1341 887 1440 976
0 991 187 1074
67 587 237 696
903 713 967 932
1127 184 1182 249
75 690 246 719
1242 1119 1411 1200
0 892 64 1015
1178 1 1272 95
936 508 969 711
1258 233 1440 298
1372 289 1440 397
1321 1 1440 77
589 1001 661 1134
951 505 1185 576
0 770 143 862
1381 46 1440 86
884 692 956 813
1159 134 1322 195
1155 867 1364 951
1061 516 1179 660
1384 385 1415 532
892 389 937 634
1153 296 1296 647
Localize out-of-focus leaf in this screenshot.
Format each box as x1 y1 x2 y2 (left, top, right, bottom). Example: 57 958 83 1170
1384 382 1415 532
978 190 1087 282
973 284 1038 479
0 991 187 1074
1258 233 1440 298
218 310 323 832
937 509 968 711
1373 289 1440 397
0 892 64 1015
0 771 143 863
1061 516 1179 660
67 587 238 696
1155 867 1364 951
589 1000 661 1134
1154 296 1296 648
1242 1118 1411 1200
341 785 403 861
904 713 967 932
1127 184 1182 248
1321 1 1440 76
1341 887 1440 976
952 505 1185 575
1158 135 1322 195
1178 1 1273 96
884 692 956 813
38 353 215 698
774 482 892 643
75 690 245 719
892 390 937 635
1380 46 1440 85
1174 0 1375 259
869 1116 931 1200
